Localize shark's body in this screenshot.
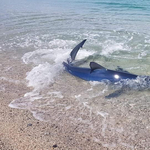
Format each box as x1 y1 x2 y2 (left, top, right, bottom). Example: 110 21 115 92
63 62 137 82
63 39 138 82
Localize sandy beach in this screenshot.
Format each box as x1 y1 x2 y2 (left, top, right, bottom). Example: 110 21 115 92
1 46 150 150
1 51 150 150
1 0 150 149
0 99 110 150
0 52 109 150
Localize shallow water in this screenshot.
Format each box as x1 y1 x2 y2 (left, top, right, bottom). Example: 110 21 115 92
1 0 150 149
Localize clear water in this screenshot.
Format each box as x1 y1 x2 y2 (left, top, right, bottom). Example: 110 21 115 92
1 0 150 149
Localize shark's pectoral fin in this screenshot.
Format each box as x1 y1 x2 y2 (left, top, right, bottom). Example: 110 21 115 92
105 89 124 99
90 62 105 73
70 39 87 62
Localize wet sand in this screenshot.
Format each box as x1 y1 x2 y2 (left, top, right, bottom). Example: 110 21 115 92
0 86 108 150
1 52 150 150
0 52 108 150
0 97 110 150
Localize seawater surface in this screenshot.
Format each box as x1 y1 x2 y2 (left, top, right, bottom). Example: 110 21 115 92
1 0 150 149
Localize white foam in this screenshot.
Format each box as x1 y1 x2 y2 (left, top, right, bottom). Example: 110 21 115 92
22 40 74 93
138 51 147 59
82 102 91 110
9 39 75 110
89 81 102 86
97 111 109 118
87 87 93 91
65 105 72 110
20 38 97 109
0 76 24 84
97 111 109 137
26 62 63 91
48 39 76 48
75 94 81 99
22 48 69 65
21 38 77 65
47 91 64 99
116 76 150 91
101 40 130 56
31 111 49 122
11 39 87 110
22 49 53 64
75 49 95 60
9 98 32 109
9 40 71 110
24 90 40 98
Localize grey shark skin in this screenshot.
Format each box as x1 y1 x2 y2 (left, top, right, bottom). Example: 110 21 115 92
63 39 138 83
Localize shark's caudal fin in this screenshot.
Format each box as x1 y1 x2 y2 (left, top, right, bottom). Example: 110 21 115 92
90 62 106 73
69 39 87 63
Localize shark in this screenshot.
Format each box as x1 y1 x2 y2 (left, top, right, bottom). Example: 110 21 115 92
63 39 138 83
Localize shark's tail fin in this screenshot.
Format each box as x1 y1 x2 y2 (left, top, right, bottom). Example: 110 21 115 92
68 39 86 63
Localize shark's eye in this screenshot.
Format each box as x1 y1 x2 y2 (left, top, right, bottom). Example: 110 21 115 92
114 74 120 79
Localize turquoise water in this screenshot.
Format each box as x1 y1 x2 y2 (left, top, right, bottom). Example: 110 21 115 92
1 0 150 32
1 0 150 149
1 0 150 73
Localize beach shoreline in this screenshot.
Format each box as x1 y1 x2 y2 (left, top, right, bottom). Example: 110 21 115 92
1 52 150 150
0 98 109 150
0 53 108 150
1 0 150 149
0 84 108 150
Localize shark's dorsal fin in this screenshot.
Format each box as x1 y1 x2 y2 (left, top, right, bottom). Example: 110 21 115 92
90 62 105 73
70 39 87 62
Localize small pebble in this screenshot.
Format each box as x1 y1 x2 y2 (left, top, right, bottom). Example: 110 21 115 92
53 144 57 148
27 123 32 127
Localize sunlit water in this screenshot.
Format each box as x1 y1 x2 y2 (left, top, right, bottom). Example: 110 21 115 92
1 0 150 149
